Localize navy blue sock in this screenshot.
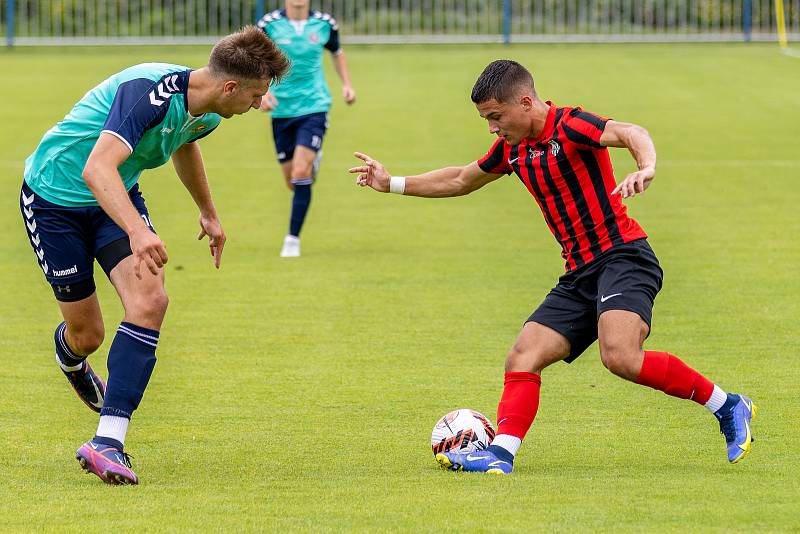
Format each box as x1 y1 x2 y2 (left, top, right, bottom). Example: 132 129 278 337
101 322 159 419
716 393 741 415
289 179 313 237
486 444 515 464
54 321 85 368
92 435 124 451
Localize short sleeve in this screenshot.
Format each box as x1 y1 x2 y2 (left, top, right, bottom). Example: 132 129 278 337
257 10 280 37
477 138 512 175
102 78 174 152
560 108 610 150
324 17 341 53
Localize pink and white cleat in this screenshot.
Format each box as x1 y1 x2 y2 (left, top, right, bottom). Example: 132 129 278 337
76 440 139 485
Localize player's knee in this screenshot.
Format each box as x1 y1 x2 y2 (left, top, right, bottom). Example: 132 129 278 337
599 342 640 380
70 323 105 355
128 288 169 325
505 343 544 373
291 162 314 179
146 289 169 320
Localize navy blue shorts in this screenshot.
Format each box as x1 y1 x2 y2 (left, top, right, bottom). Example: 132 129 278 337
528 239 664 362
19 181 155 302
271 112 328 163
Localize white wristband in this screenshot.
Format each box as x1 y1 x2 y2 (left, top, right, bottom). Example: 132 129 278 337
389 175 406 195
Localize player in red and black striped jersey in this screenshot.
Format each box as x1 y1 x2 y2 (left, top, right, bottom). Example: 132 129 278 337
477 102 648 272
350 60 757 473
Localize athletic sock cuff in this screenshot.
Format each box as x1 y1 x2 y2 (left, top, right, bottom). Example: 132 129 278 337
118 322 160 348
504 371 541 385
291 177 313 186
93 435 124 451
55 322 80 357
54 321 86 368
486 444 515 464
100 407 132 419
637 350 669 385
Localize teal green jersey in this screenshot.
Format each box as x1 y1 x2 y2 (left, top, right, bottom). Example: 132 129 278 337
258 9 341 119
24 63 222 207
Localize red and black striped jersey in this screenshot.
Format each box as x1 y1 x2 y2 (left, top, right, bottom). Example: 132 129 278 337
478 101 647 272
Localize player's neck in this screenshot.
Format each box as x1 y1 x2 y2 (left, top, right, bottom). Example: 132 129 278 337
526 98 551 140
286 6 309 21
186 68 215 116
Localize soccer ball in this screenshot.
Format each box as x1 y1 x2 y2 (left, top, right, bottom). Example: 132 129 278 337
430 409 496 456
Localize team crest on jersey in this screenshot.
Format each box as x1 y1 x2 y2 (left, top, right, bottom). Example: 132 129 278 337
529 140 561 159
309 33 319 44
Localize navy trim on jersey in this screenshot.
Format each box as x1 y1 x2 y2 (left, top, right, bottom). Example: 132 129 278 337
312 10 341 53
102 70 190 153
258 9 341 54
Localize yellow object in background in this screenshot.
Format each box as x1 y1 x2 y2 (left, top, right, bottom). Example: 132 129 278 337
776 0 788 50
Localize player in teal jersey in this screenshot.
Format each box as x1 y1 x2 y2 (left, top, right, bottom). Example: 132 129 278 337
19 26 289 485
258 0 356 257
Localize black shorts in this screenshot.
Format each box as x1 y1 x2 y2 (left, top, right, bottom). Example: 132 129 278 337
528 238 663 362
271 111 328 163
19 181 155 302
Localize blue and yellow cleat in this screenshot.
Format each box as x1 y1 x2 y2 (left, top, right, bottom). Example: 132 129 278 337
715 394 758 464
436 449 513 475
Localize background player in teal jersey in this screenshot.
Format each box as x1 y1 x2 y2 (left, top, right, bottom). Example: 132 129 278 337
258 0 356 257
19 26 289 485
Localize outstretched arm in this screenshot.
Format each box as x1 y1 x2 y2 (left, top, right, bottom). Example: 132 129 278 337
349 152 502 198
83 133 168 279
171 142 226 268
600 120 657 198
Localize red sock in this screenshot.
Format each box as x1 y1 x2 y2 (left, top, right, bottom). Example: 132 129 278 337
496 372 541 438
636 350 714 405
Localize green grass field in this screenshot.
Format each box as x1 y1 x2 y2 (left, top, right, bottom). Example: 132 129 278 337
1 42 798 532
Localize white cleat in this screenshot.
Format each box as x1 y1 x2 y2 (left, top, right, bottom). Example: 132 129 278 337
280 235 301 257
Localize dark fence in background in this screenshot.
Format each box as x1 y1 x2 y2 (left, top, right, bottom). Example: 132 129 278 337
2 0 798 46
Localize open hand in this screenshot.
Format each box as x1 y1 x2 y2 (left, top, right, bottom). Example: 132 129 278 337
349 152 391 192
197 214 226 268
130 227 168 279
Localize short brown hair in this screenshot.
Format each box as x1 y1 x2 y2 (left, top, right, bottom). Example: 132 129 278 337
471 60 536 104
209 25 290 83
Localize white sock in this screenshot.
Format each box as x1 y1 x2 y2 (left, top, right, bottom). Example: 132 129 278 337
704 384 728 414
490 434 522 457
96 415 129 446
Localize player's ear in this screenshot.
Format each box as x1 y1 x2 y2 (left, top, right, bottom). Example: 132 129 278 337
520 94 533 111
222 80 238 94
